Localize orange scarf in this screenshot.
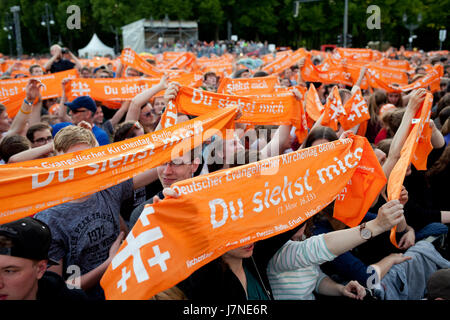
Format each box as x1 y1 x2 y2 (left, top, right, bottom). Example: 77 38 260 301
0 106 238 224
100 134 385 299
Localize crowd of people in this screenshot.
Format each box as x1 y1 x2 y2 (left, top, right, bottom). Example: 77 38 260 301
0 40 450 301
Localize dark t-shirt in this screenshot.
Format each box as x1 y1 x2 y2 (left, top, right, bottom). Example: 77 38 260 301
34 179 133 275
37 271 88 301
50 59 75 73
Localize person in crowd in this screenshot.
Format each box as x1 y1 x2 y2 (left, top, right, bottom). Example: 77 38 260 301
125 76 168 134
43 45 82 73
0 217 88 300
426 268 450 300
0 134 31 163
33 125 159 299
93 106 104 128
80 66 92 78
201 71 219 92
267 199 405 300
56 79 110 146
26 123 53 148
29 64 44 76
128 147 201 229
366 90 387 143
1 79 42 141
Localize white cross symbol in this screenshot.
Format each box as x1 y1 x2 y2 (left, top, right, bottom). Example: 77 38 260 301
148 245 171 272
117 267 131 293
351 100 367 118
123 49 135 64
348 113 356 122
111 226 163 284
71 81 90 96
140 205 154 227
330 98 345 120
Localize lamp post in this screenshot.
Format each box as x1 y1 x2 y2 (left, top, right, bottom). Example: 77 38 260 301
294 0 348 47
3 13 14 56
41 3 55 48
403 13 422 50
10 6 23 57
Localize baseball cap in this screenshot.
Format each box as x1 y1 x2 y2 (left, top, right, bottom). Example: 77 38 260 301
427 268 450 300
0 217 58 265
65 96 97 114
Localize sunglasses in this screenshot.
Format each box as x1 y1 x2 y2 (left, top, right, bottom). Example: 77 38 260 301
70 108 89 114
34 136 53 144
143 110 162 117
124 122 144 139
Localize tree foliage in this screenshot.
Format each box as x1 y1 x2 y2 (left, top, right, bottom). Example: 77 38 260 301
0 0 448 56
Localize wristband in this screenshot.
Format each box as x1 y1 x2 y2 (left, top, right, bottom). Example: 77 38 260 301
20 108 32 114
24 99 33 106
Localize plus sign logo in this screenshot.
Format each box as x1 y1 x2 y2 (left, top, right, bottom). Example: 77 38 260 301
123 49 135 64
111 205 171 294
71 81 91 97
329 96 345 121
347 91 368 122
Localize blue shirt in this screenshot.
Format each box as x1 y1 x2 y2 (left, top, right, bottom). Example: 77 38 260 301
51 122 110 146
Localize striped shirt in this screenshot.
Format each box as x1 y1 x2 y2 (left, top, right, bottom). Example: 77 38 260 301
267 234 336 300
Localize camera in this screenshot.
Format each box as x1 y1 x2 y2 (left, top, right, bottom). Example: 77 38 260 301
61 48 68 54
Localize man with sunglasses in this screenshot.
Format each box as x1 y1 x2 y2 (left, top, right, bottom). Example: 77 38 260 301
52 95 110 146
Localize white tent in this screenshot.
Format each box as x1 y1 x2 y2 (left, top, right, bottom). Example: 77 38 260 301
78 33 115 58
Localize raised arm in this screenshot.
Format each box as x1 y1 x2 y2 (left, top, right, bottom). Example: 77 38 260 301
153 81 181 132
8 79 43 136
297 57 306 87
259 88 303 158
430 120 445 149
352 66 367 94
8 142 54 163
43 48 61 72
67 50 82 71
126 75 168 122
57 78 72 123
382 88 427 179
56 231 125 291
323 200 404 256
109 101 131 128
132 167 159 190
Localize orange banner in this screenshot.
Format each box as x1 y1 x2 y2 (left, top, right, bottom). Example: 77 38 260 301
338 88 371 130
160 100 178 129
366 64 442 93
398 65 443 93
322 86 345 131
170 72 203 88
162 52 196 70
263 48 308 74
217 76 279 96
120 48 164 77
175 86 302 128
0 69 78 117
305 83 324 121
387 92 433 246
64 77 162 102
366 63 409 86
377 58 411 72
100 134 385 299
0 107 238 224
334 48 381 61
301 57 348 85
